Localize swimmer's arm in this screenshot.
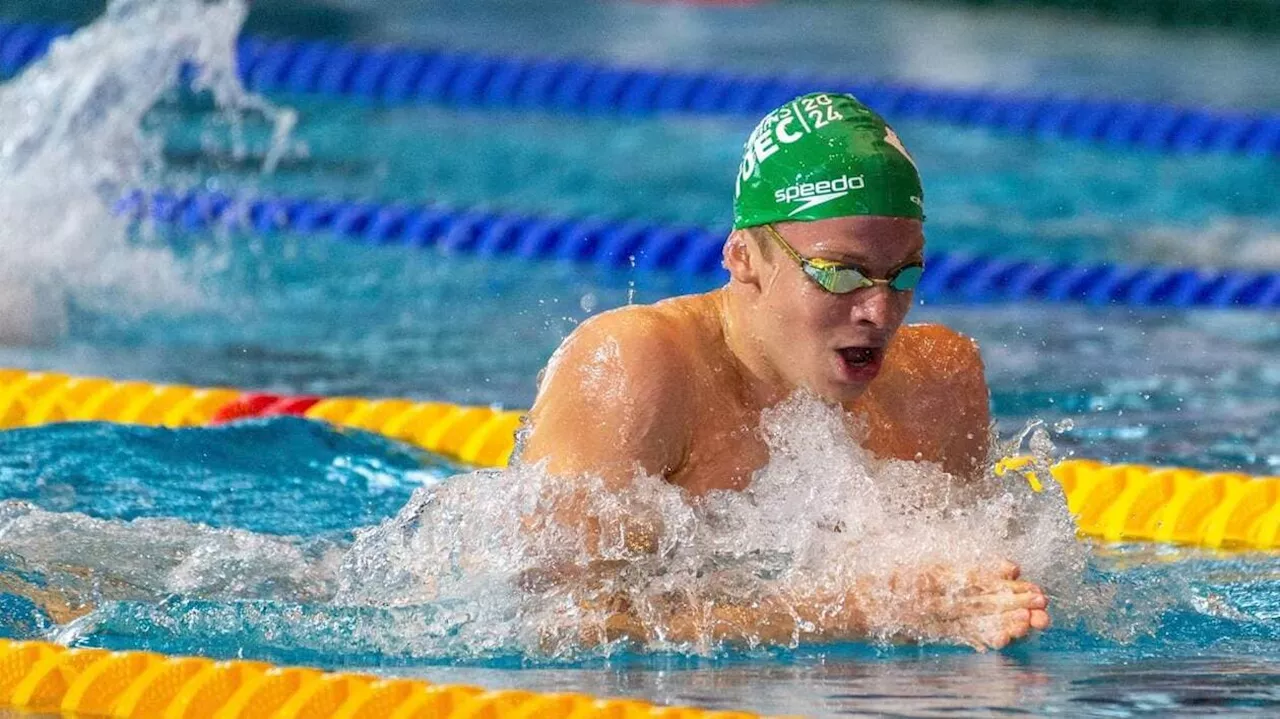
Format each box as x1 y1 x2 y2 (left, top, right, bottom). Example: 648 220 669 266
653 592 872 646
893 325 991 482
518 310 692 556
935 332 992 482
579 588 872 649
521 309 691 483
595 563 1048 651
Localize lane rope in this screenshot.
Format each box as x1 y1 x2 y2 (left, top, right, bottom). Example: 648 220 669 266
123 188 1280 309
1 368 1276 550
1 20 1278 157
0 639 772 719
0 368 523 468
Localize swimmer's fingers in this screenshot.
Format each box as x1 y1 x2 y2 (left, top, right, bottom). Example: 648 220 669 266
957 609 1033 652
967 590 1047 612
960 579 1044 597
934 620 988 653
892 565 953 595
1002 608 1033 642
954 615 1021 653
986 608 1048 651
993 580 1044 595
940 591 1045 622
936 605 1049 653
964 560 1021 585
1030 608 1051 630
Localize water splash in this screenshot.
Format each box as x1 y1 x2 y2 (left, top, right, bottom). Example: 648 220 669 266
0 501 341 612
331 394 1134 658
0 399 1231 661
0 0 292 343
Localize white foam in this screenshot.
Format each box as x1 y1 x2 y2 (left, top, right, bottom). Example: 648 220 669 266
333 393 1129 656
0 500 341 607
0 395 1157 657
0 0 292 343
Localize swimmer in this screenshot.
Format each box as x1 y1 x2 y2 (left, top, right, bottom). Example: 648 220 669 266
521 93 1050 651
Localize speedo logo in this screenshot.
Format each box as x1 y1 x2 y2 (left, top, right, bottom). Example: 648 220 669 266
774 175 865 216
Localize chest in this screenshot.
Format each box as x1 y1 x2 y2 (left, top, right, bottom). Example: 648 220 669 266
668 388 937 497
672 399 769 496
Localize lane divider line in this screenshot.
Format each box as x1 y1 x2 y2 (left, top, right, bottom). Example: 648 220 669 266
1 20 1278 156
0 640 774 719
122 188 1280 309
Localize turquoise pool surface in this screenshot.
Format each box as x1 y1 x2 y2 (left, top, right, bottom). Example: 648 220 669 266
157 101 1280 266
1 0 1279 717
0 419 1278 718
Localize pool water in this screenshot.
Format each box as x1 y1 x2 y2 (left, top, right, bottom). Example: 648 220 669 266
0 0 1278 716
0 419 1278 718
157 99 1280 264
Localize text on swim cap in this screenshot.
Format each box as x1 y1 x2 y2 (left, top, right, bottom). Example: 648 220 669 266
736 94 845 196
775 175 866 216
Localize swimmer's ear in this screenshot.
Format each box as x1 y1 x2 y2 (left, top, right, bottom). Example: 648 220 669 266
722 229 763 288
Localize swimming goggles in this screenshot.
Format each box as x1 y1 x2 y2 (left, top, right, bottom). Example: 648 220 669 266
762 223 925 294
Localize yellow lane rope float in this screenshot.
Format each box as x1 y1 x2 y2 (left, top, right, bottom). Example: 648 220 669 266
0 368 1276 550
0 639 774 719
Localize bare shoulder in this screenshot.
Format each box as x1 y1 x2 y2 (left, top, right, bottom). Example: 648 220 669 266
523 299 703 480
891 323 985 382
861 323 991 478
535 301 696 402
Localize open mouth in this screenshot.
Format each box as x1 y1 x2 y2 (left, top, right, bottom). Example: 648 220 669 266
837 346 881 366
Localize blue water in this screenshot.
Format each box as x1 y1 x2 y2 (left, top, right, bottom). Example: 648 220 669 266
0 419 1277 718
0 419 455 534
0 0 1279 717
158 101 1280 265
281 0 1280 109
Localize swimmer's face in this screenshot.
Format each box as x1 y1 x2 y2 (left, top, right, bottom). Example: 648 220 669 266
747 216 924 403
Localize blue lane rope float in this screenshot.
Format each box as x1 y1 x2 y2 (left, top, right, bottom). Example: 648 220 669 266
0 21 70 76
122 188 1280 309
2 20 1279 157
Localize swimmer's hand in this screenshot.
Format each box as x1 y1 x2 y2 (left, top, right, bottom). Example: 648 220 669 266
887 559 1051 652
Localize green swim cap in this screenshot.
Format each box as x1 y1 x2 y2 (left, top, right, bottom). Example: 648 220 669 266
732 92 924 229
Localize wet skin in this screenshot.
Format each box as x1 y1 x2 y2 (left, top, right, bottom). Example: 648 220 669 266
521 216 1051 650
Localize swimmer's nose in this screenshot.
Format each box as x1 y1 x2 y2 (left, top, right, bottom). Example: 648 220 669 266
851 284 900 330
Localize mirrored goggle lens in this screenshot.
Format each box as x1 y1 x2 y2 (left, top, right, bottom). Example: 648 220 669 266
889 264 924 291
805 262 925 294
806 264 871 294
826 268 874 294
